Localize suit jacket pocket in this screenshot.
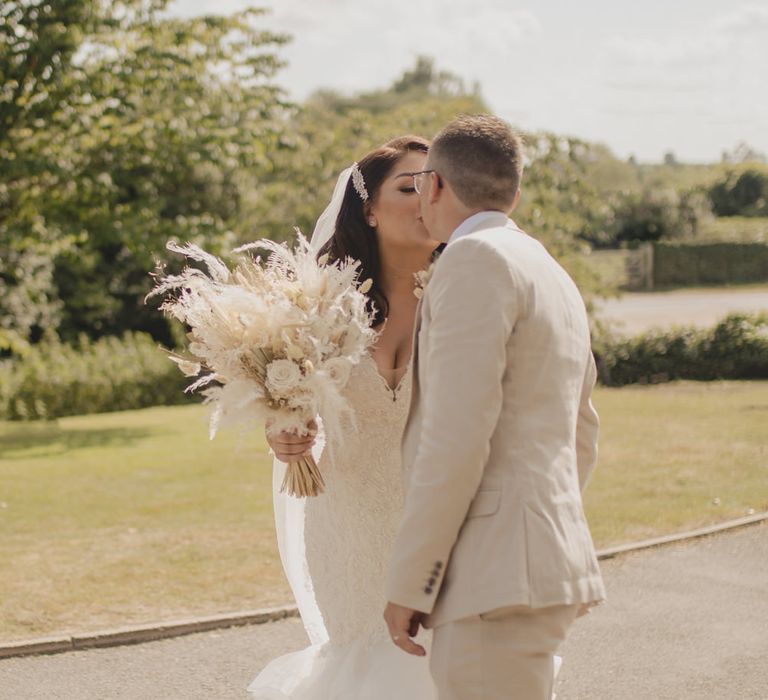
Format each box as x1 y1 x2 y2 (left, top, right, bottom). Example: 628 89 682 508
466 489 502 518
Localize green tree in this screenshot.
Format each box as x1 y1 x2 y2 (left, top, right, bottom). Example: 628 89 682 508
1 1 290 347
610 190 681 243
252 75 615 300
304 55 479 116
0 0 99 350
721 141 767 164
605 188 710 245
512 134 614 295
240 57 488 245
710 168 768 217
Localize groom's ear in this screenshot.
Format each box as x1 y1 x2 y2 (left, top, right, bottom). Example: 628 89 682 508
508 188 521 213
428 171 443 203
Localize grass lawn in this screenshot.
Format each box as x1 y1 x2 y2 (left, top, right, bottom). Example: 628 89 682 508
698 216 768 244
585 249 630 290
1 381 767 642
0 406 287 643
583 381 767 545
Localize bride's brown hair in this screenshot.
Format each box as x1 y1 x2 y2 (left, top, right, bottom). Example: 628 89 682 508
319 135 430 327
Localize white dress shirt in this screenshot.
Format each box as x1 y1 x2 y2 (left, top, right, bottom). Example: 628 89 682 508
447 210 509 245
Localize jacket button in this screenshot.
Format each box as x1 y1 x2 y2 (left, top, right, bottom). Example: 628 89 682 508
428 577 437 586
424 586 433 595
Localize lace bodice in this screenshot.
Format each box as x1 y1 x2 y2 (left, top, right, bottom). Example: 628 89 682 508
303 355 412 645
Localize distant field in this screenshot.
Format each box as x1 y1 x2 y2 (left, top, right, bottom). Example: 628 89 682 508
697 216 768 243
587 249 630 289
2 381 767 641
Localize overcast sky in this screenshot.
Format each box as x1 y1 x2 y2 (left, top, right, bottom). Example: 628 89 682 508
169 0 768 163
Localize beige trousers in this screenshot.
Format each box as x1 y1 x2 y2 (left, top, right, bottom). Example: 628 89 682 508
429 604 579 700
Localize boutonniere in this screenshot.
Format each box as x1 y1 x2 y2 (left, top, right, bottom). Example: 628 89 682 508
413 264 434 299
413 244 446 299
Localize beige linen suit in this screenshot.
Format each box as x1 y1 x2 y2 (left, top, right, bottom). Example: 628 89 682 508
386 212 605 699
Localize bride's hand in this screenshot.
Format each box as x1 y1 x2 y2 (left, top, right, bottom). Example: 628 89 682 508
266 419 318 462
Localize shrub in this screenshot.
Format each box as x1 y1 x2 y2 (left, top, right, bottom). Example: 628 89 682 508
0 333 193 420
600 189 710 247
709 168 768 217
653 241 768 286
594 313 768 386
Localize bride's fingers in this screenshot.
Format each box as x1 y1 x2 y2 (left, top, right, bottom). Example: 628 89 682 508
279 434 315 446
275 447 312 461
267 426 318 461
273 441 314 456
273 436 312 447
272 434 314 447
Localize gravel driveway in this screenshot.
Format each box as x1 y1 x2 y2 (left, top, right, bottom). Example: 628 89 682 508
594 287 767 335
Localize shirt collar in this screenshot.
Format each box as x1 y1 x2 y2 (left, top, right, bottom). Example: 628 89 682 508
447 210 509 245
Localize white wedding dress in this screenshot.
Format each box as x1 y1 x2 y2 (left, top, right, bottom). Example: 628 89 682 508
248 355 438 699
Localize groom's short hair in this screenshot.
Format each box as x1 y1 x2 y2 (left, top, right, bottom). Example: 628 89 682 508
429 114 523 211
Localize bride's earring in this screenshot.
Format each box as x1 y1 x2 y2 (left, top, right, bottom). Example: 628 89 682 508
368 218 377 228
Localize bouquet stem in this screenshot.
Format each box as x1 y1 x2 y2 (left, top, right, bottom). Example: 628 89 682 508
281 454 326 498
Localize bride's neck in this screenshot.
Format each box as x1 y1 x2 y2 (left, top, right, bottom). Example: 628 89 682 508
378 243 432 296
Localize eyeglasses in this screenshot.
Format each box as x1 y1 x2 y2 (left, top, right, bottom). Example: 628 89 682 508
410 169 437 194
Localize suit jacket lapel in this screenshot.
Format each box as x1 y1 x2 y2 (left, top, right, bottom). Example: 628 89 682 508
403 295 423 435
402 242 443 454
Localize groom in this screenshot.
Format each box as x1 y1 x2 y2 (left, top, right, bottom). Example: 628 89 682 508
383 115 606 699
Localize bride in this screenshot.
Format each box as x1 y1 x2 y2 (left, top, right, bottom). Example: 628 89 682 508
248 136 441 698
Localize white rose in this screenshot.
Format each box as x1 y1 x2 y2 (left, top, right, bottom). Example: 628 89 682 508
323 357 353 387
265 359 302 398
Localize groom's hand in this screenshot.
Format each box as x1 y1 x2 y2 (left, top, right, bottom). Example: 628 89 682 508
383 602 426 657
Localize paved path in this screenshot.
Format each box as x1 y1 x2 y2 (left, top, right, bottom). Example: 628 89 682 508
1 524 766 699
594 287 767 336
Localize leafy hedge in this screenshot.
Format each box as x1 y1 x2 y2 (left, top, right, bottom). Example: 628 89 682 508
653 241 768 286
0 333 192 420
1 316 766 419
595 313 768 386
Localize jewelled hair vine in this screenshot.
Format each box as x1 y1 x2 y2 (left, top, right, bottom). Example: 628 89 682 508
351 162 369 202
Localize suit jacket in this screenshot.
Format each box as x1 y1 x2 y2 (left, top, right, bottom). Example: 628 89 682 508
385 212 606 628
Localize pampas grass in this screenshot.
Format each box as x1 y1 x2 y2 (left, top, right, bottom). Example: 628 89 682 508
147 231 377 496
